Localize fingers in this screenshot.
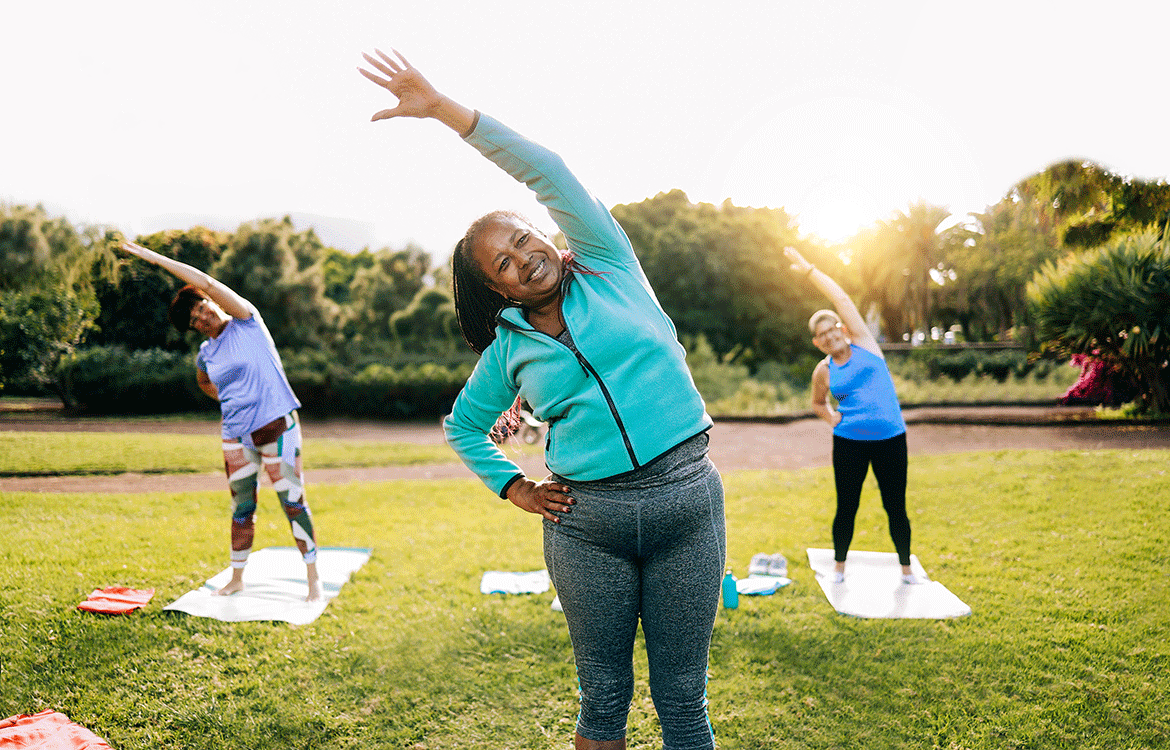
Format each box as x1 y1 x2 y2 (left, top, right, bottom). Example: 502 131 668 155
371 107 404 122
357 65 391 88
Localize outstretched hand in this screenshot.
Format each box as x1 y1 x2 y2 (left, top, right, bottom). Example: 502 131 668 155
783 246 814 275
505 478 575 524
358 48 443 122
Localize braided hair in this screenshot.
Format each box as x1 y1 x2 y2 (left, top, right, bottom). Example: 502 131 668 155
450 211 594 442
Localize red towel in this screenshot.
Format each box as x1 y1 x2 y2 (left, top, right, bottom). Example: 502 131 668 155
0 710 112 749
76 586 154 615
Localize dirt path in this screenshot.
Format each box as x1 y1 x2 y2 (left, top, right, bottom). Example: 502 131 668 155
3 406 1169 494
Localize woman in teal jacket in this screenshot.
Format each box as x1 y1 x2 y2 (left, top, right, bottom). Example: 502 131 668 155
360 49 725 750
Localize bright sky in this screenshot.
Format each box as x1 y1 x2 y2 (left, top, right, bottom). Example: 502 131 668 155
3 1 1166 260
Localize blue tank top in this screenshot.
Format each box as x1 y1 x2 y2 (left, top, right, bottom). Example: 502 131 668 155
828 345 906 441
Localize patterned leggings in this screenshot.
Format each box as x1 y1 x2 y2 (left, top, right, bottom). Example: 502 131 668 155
223 412 316 568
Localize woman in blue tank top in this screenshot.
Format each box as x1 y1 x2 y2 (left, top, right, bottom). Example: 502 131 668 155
784 248 922 586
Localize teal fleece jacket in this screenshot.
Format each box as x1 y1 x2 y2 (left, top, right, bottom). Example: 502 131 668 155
443 113 712 497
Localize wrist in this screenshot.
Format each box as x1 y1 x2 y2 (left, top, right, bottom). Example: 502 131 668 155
804 265 817 277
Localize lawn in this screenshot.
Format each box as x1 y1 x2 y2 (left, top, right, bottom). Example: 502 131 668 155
0 431 460 476
2 448 1166 749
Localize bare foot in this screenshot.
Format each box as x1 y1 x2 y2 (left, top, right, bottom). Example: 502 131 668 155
215 567 245 596
305 562 323 602
215 578 245 596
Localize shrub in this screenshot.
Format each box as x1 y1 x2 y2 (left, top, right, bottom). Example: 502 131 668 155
57 346 211 414
1027 231 1170 413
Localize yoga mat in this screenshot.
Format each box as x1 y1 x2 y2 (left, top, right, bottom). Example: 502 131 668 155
806 548 971 619
480 569 550 595
164 546 371 625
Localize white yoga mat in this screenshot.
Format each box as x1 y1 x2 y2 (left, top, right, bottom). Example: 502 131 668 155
164 546 371 625
806 548 971 619
480 569 550 595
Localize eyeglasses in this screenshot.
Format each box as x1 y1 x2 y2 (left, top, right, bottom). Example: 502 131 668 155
812 323 842 341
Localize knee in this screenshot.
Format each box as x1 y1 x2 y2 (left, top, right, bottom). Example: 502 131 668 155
575 664 635 741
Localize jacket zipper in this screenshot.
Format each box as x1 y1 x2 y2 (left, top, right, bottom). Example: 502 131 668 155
559 337 640 470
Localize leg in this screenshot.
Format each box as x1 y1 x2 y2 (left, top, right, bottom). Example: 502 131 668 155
870 432 912 570
640 461 724 750
831 434 870 574
220 439 260 596
544 494 640 746
255 413 321 601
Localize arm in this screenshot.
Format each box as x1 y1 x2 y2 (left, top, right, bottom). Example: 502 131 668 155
784 247 880 356
119 242 252 320
195 368 219 401
810 360 841 427
358 47 632 267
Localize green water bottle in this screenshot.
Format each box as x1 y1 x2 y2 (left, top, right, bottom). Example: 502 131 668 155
722 570 738 609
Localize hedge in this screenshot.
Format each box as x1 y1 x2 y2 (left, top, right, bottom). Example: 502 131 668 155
56 345 474 419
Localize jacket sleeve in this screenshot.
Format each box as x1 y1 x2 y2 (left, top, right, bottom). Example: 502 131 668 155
442 340 525 497
463 112 638 269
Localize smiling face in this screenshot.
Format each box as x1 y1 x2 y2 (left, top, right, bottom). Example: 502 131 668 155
469 214 564 309
812 317 850 358
189 298 230 338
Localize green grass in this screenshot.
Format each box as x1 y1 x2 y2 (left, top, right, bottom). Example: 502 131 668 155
0 431 460 476
2 448 1167 749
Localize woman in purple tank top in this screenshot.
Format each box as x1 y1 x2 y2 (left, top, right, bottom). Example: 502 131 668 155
784 247 922 586
118 241 321 602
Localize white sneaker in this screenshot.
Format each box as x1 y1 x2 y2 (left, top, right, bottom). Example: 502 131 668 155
901 573 926 585
748 553 771 577
767 554 788 577
829 571 845 584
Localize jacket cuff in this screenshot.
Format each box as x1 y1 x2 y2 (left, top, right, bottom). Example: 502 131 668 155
460 110 481 140
499 472 524 500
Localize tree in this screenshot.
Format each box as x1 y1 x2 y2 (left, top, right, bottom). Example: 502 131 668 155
0 204 107 397
346 244 431 343
0 287 96 399
845 201 960 342
389 287 461 353
90 226 230 351
212 218 340 350
1027 231 1170 414
611 190 808 366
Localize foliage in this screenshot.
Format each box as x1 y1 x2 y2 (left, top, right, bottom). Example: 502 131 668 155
0 287 97 398
89 226 230 351
345 244 432 342
389 286 462 353
0 205 111 397
612 190 808 366
55 346 209 414
845 201 967 343
3 450 1168 748
211 217 340 350
683 334 751 403
945 161 1170 343
1027 231 1170 413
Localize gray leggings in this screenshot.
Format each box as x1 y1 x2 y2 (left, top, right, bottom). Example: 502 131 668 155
545 433 725 749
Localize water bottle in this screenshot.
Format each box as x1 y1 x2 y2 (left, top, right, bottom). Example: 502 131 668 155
722 570 738 609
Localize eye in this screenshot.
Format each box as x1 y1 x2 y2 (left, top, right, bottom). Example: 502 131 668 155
498 257 509 273
517 232 528 247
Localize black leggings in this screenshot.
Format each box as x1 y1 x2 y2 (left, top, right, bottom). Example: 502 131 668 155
831 432 911 566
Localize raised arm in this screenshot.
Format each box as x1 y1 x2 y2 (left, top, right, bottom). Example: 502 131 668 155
119 242 252 320
358 46 633 268
784 247 879 356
